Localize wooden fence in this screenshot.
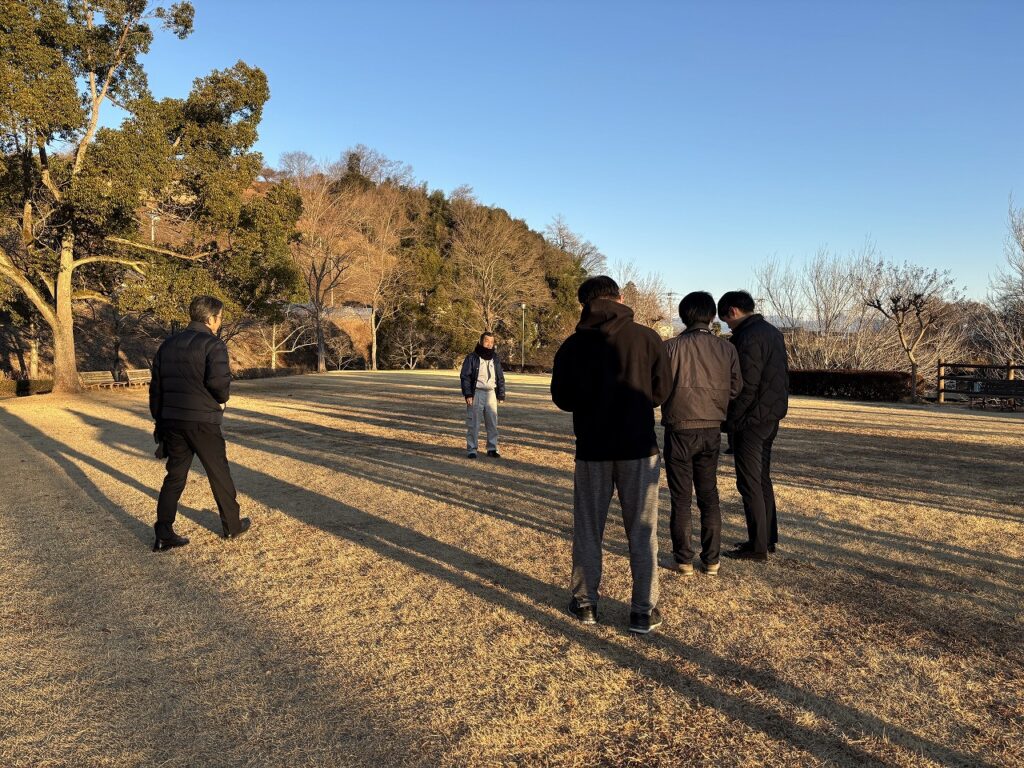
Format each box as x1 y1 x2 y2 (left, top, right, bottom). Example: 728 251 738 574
937 360 1024 409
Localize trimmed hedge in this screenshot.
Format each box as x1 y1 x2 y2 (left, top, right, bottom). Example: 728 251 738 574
233 366 315 380
789 369 914 402
0 379 54 396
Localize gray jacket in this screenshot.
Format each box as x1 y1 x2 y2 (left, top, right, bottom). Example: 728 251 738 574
661 324 742 430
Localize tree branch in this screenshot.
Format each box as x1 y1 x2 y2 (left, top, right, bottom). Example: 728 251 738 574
101 237 202 260
72 253 147 273
0 254 57 327
73 10 139 176
73 290 112 304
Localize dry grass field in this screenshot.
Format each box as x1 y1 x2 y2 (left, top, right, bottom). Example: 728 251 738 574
0 370 1021 767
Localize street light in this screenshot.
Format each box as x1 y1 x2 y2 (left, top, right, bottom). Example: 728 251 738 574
147 211 160 242
520 302 527 374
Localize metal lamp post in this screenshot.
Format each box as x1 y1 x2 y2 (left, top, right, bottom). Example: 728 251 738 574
520 302 527 374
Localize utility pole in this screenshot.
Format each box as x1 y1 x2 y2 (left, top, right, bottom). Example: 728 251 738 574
521 302 527 374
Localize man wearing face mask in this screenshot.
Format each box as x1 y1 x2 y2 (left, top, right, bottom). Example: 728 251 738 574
460 331 506 459
149 295 251 551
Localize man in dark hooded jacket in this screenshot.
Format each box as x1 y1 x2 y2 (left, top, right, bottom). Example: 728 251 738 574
460 332 506 458
551 276 672 634
717 290 789 561
149 295 250 551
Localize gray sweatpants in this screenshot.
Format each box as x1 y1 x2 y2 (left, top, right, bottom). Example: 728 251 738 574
570 454 661 614
466 388 498 453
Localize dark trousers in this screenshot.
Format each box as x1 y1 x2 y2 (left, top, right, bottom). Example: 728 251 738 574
732 420 780 554
156 421 242 535
664 428 722 565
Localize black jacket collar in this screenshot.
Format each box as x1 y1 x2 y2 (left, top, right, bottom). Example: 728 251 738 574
186 321 215 335
732 314 763 334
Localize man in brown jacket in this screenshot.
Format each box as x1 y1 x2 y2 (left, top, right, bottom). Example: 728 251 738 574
661 291 742 575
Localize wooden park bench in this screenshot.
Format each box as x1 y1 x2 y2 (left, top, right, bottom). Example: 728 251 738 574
79 370 125 389
125 368 153 387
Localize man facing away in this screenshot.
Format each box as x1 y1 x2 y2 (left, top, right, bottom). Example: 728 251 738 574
149 295 251 551
460 331 506 459
551 276 672 634
717 290 789 561
661 292 742 576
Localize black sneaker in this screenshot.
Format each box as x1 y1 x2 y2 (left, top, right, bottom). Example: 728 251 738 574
628 608 663 635
567 598 598 625
725 548 767 561
487 450 501 458
732 541 776 554
467 452 477 459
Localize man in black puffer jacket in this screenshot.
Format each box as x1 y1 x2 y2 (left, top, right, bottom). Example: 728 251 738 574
552 276 672 635
149 296 250 551
718 290 789 561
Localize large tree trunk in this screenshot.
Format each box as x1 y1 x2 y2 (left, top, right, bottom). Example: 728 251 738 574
315 317 327 373
270 323 278 370
51 234 81 393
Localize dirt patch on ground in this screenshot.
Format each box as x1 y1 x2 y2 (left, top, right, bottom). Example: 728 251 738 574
1 371 1021 767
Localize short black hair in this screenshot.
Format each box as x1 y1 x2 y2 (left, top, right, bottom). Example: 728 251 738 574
678 291 716 327
480 331 494 344
189 295 224 323
577 276 621 305
716 290 755 318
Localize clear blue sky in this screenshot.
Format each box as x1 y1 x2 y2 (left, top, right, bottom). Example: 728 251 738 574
138 0 1024 301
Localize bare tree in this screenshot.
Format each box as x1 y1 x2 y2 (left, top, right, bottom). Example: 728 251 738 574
281 159 355 372
331 145 415 187
862 262 964 400
450 202 548 333
257 312 314 370
545 215 607 275
346 185 412 370
979 200 1024 363
755 245 889 369
755 256 805 330
612 260 667 328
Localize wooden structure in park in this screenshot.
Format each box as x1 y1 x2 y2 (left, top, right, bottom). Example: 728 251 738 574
124 368 153 387
937 360 1024 410
78 371 125 389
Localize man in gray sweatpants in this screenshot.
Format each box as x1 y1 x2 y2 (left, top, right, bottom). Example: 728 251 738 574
460 332 507 459
551 276 672 634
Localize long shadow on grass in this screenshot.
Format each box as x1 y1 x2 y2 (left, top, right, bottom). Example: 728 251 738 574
262 389 574 453
67 397 1023 649
46 406 1003 767
229 406 1023 657
0 411 434 767
778 427 1022 523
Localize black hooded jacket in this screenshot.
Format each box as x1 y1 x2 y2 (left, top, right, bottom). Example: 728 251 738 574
725 313 789 432
149 321 231 425
551 299 671 460
460 345 507 400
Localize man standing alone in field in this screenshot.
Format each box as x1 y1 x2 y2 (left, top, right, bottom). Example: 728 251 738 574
717 291 789 561
460 332 506 459
662 292 742 576
551 276 672 634
150 296 251 551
